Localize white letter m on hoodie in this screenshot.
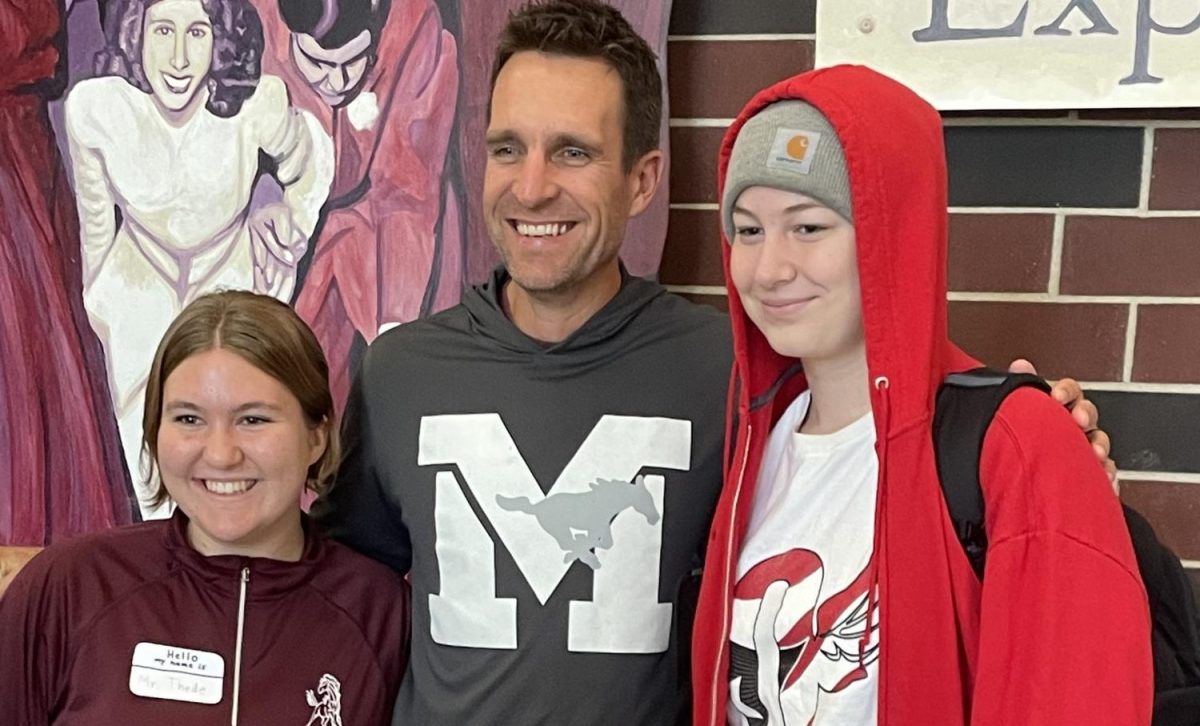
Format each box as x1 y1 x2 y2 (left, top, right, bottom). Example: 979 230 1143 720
419 413 691 653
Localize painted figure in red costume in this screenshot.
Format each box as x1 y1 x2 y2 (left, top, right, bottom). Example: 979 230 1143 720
0 0 134 545
254 0 462 407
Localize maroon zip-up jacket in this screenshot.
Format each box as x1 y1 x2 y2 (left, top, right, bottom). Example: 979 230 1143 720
0 512 408 725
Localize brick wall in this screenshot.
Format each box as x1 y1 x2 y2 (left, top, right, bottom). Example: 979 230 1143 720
660 0 1200 598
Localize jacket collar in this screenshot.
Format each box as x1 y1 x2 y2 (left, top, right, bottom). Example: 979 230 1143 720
164 509 327 599
461 263 666 357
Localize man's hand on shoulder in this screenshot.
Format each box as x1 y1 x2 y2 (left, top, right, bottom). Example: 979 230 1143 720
1008 359 1118 491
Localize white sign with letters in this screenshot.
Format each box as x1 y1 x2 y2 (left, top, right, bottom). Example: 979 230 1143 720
816 0 1200 109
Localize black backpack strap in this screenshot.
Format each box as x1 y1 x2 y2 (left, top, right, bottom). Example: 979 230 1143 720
1123 504 1200 693
933 367 1050 578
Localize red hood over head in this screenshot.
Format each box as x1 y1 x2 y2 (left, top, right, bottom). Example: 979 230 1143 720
718 65 958 431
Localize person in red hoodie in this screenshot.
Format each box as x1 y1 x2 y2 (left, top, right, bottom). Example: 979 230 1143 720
692 66 1152 726
0 290 408 725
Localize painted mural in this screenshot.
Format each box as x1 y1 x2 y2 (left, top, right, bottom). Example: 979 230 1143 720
0 0 673 542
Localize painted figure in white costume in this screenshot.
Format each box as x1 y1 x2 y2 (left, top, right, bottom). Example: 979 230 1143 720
64 0 333 516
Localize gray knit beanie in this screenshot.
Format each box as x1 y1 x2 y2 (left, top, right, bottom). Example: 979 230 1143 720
721 100 851 241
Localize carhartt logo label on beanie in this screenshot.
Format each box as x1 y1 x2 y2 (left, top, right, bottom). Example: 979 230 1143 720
721 100 852 242
768 129 822 174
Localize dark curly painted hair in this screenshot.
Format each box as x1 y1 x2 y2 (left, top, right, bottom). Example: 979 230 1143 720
94 0 264 118
492 0 662 171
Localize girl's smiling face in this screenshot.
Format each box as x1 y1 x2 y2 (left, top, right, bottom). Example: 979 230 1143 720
157 347 327 560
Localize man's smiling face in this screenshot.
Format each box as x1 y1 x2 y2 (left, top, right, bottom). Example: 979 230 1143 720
483 51 642 296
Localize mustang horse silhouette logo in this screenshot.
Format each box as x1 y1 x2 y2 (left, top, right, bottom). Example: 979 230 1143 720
496 476 660 570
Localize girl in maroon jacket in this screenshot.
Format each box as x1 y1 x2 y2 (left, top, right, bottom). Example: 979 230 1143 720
692 66 1152 725
0 291 408 725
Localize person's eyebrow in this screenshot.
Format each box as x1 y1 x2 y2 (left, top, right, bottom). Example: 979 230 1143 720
162 401 284 413
296 40 371 69
164 401 202 413
296 43 335 69
342 47 370 65
232 402 284 414
485 130 521 146
733 202 822 216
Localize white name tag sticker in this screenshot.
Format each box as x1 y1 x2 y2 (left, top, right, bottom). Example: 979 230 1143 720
129 642 225 705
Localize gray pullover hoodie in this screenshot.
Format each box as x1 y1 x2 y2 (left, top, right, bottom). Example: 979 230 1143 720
315 265 732 724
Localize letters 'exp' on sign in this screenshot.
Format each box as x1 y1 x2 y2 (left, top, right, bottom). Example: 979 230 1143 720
816 0 1200 110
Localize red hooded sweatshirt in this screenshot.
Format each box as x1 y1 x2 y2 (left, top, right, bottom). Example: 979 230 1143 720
692 66 1152 725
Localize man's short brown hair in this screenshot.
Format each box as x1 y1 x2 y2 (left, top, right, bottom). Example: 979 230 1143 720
491 0 662 170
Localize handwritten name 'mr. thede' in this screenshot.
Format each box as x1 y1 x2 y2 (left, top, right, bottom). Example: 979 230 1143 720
914 0 1198 85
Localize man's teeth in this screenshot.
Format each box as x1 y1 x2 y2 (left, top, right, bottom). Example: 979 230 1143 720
203 480 255 495
516 222 571 237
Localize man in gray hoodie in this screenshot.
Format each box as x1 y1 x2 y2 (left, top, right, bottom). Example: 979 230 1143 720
315 4 729 722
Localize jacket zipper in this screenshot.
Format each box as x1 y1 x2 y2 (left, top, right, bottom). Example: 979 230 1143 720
710 425 753 724
231 566 250 726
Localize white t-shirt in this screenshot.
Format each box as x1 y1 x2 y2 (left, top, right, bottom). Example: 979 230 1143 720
728 391 881 726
